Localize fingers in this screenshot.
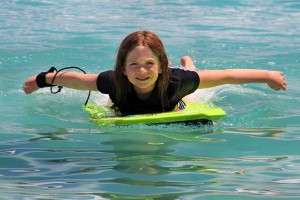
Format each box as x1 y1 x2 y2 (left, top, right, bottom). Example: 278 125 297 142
280 72 287 91
267 71 287 91
23 77 39 94
23 84 32 94
23 75 40 94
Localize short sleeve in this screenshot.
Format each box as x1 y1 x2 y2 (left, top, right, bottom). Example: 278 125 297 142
96 70 114 94
170 68 200 97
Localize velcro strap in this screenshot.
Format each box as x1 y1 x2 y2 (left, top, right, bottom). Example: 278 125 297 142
35 67 57 88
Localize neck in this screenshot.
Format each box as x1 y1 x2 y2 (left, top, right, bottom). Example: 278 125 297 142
134 86 155 100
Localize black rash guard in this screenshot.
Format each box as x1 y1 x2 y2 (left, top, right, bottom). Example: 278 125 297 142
96 68 200 115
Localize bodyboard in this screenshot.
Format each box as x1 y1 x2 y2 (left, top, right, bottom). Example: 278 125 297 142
84 102 226 126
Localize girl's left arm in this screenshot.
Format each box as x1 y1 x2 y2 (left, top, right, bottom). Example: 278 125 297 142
197 69 287 91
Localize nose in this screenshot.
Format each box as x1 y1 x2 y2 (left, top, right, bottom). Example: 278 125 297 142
136 65 148 73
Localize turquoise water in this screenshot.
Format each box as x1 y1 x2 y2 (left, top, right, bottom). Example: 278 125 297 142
1 0 300 199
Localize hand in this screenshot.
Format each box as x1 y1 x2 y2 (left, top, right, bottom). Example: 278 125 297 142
23 75 39 94
267 71 287 91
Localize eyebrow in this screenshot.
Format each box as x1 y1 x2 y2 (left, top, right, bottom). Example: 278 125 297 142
127 58 156 63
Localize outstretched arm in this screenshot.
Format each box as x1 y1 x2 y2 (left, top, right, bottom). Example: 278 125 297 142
23 72 99 94
197 69 287 91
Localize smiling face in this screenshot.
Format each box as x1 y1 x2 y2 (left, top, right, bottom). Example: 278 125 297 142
123 46 162 99
113 31 170 109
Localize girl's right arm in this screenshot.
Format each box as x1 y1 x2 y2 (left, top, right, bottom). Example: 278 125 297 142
23 72 99 94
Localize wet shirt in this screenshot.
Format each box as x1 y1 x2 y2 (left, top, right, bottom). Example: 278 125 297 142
96 68 200 115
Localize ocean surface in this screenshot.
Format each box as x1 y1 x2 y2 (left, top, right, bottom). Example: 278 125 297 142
1 0 300 199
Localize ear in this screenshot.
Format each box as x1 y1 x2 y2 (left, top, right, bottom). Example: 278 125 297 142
122 69 127 76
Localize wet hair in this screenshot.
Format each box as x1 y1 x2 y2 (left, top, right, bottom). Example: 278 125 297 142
113 30 170 111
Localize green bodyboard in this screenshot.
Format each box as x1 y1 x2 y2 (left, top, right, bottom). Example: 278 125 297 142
84 102 226 126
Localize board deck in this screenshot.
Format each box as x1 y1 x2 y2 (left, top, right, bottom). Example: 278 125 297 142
84 102 226 126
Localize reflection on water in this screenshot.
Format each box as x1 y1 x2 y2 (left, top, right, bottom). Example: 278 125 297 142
225 127 285 138
1 128 300 199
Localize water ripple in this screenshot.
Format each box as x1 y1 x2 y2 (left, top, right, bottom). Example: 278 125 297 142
1 0 300 199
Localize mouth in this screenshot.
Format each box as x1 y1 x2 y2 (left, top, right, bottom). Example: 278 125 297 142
136 77 150 81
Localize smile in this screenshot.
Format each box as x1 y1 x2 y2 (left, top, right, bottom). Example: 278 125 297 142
136 77 150 81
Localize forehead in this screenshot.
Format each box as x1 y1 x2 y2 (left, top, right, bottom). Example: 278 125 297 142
126 46 157 61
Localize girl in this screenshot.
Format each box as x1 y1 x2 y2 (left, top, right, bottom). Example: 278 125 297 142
23 30 287 115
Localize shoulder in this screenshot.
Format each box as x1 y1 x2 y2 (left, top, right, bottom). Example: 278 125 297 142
170 67 198 75
167 67 200 99
98 70 114 83
97 70 114 93
99 70 114 78
169 67 199 82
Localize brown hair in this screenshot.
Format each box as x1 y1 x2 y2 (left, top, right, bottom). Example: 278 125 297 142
113 30 170 110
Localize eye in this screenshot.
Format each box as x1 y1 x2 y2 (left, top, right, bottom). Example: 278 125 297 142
128 62 138 67
146 61 155 67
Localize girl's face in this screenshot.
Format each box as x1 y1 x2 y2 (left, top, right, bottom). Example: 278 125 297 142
123 46 162 98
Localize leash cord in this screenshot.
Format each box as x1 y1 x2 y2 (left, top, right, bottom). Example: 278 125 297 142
49 66 91 106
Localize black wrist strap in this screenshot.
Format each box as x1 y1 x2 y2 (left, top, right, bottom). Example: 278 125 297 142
36 67 57 88
36 72 49 88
